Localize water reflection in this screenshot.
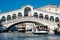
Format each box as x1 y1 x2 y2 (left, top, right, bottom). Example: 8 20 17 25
0 33 60 40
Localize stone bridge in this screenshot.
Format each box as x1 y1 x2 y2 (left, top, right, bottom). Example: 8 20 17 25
2 17 58 30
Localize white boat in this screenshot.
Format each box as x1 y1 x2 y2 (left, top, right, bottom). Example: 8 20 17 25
18 27 25 32
48 30 54 34
32 25 48 34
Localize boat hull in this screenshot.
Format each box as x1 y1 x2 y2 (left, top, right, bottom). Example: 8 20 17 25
54 32 60 35
33 31 48 34
54 29 60 35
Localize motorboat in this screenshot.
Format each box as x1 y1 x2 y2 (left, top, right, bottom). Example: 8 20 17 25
32 25 48 34
18 27 25 32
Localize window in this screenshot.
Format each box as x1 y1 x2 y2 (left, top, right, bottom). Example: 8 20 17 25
12 14 16 19
50 16 54 21
33 12 38 17
24 7 31 16
55 17 59 22
7 15 11 21
1 16 6 22
45 15 49 20
39 13 43 19
18 12 22 18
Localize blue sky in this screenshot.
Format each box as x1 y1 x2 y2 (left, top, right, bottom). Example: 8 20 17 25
0 0 60 13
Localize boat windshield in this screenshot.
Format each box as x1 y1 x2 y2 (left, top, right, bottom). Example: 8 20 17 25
37 26 48 31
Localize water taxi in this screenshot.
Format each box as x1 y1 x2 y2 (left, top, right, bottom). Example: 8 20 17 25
32 25 48 34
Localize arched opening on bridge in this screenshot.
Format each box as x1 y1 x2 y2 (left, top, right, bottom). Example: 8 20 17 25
44 15 49 20
50 16 54 21
1 16 6 22
33 12 38 17
7 21 44 32
55 17 59 22
18 12 22 18
12 14 16 19
7 15 11 21
39 13 43 19
24 7 31 16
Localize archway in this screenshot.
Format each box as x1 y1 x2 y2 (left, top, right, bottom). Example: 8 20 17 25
33 12 38 17
7 15 11 21
44 15 49 20
24 7 31 16
50 16 54 21
55 17 59 22
1 16 6 22
18 12 22 18
12 14 16 19
7 21 44 31
39 13 43 19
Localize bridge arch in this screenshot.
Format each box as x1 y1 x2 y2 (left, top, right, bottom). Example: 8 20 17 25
2 17 58 30
7 21 44 31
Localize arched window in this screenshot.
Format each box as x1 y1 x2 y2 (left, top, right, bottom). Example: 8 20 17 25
55 17 59 22
12 14 16 19
24 7 31 16
1 16 6 22
45 15 49 20
7 15 11 21
18 12 22 18
39 13 43 19
33 12 38 17
50 16 54 21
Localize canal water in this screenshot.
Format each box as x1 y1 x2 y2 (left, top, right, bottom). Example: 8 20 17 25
0 32 60 40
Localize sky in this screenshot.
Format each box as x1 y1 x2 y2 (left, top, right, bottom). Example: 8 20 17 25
0 0 60 13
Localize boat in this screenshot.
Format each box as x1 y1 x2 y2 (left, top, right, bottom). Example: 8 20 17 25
54 29 60 34
18 27 25 32
32 25 48 34
54 24 60 35
48 30 54 34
